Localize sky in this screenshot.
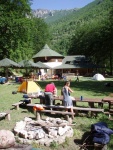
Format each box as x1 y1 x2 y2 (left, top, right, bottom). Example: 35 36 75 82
31 0 94 10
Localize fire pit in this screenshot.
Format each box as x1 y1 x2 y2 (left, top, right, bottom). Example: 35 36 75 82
14 117 74 146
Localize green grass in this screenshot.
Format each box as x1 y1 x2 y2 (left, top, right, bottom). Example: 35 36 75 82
0 77 113 150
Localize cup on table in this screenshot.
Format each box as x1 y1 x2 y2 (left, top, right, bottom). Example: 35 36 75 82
80 96 83 101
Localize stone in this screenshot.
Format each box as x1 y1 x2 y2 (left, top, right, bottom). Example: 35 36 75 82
24 117 32 122
35 129 45 139
58 127 67 136
49 128 58 137
0 130 15 149
56 136 65 144
15 121 26 130
13 117 74 146
19 130 28 139
27 131 35 139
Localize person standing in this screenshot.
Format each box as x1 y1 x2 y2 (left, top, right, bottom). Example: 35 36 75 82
61 81 74 113
76 70 79 82
44 82 57 105
45 82 57 96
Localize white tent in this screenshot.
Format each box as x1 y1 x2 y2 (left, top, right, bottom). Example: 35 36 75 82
92 73 105 81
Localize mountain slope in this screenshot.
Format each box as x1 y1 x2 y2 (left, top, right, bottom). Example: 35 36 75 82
47 0 112 55
32 8 79 24
44 8 79 23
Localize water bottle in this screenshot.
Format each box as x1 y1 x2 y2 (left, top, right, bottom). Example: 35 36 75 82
80 96 83 101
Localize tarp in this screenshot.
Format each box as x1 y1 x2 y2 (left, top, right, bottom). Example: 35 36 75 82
18 81 41 94
91 122 113 144
92 73 105 81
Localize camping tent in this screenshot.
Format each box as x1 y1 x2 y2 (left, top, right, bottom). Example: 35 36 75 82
92 73 105 81
18 81 41 94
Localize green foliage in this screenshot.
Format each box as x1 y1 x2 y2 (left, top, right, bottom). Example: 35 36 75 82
69 3 113 73
50 141 59 149
31 17 51 55
45 9 79 24
46 0 113 73
0 0 50 62
0 0 32 61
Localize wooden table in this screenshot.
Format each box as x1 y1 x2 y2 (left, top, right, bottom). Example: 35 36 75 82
53 96 103 108
102 97 113 110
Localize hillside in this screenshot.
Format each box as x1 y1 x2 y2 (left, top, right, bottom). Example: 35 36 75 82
44 8 79 23
32 8 79 24
45 0 112 55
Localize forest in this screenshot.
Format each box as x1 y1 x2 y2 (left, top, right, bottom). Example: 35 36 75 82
0 0 50 62
48 0 113 74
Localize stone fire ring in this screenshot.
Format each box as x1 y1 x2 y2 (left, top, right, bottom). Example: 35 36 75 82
13 117 74 146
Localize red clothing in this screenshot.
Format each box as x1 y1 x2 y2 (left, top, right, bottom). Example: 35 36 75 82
45 83 56 94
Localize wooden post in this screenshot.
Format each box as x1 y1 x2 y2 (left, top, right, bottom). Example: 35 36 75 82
5 113 11 121
39 75 40 81
16 105 20 110
29 98 32 103
75 110 79 116
73 101 76 106
98 102 103 108
36 111 41 120
65 115 70 122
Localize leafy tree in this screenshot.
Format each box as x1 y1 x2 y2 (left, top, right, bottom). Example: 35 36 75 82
31 17 51 55
0 0 33 61
67 0 113 74
48 0 113 63
0 0 51 62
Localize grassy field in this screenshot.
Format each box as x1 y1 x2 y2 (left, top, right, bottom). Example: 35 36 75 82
0 77 113 150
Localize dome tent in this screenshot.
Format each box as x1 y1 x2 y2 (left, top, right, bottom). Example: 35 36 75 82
18 81 42 94
92 73 105 81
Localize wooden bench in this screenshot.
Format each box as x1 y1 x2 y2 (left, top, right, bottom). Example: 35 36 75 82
73 107 104 117
104 109 113 119
0 112 11 121
36 110 75 122
27 104 104 118
27 104 75 121
12 98 32 110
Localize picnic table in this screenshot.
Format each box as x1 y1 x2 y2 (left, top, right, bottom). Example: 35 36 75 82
53 96 103 108
37 96 104 117
102 97 113 110
102 97 113 119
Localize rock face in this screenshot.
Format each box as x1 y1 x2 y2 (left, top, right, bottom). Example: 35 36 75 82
32 9 54 18
14 117 74 146
32 8 79 19
0 130 15 149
